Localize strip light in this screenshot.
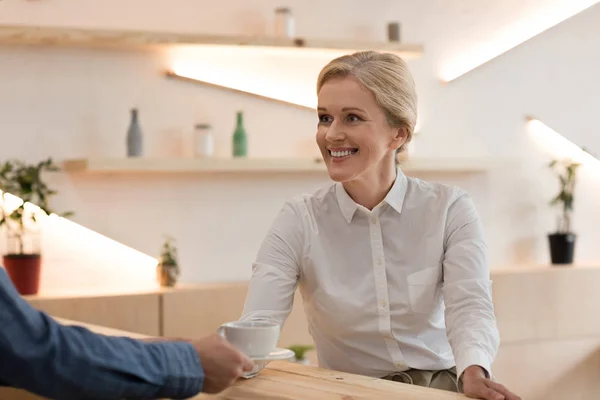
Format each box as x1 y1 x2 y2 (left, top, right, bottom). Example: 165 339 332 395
441 0 600 82
526 117 600 166
0 191 159 294
167 44 324 109
166 42 421 110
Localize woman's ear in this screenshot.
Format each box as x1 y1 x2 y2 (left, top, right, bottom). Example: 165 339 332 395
390 127 408 150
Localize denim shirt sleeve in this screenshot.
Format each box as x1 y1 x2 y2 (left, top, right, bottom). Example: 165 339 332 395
0 268 204 400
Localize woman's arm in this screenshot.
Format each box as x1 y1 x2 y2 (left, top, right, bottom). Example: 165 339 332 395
442 192 521 400
441 192 499 380
240 201 304 328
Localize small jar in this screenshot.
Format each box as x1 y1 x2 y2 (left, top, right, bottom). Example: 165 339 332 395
193 123 214 158
387 22 401 42
274 7 294 38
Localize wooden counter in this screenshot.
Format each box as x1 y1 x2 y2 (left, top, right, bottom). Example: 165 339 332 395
203 361 463 400
0 318 463 400
21 264 600 399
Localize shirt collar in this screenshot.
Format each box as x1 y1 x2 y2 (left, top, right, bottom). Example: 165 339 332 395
335 168 408 223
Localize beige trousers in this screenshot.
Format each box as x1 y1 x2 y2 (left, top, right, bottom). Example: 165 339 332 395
381 367 459 393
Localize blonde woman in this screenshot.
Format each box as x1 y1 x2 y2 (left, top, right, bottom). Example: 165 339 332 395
240 51 520 400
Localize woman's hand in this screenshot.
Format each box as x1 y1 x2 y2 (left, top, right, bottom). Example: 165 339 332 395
462 366 521 400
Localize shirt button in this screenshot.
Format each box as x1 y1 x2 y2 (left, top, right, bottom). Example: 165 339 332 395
377 258 383 265
395 363 404 369
371 216 377 224
381 301 387 308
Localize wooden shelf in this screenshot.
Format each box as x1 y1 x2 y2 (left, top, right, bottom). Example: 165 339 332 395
0 24 423 57
63 158 327 174
62 157 496 174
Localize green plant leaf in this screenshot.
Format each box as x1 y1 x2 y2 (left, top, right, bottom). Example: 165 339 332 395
286 344 314 359
0 158 73 254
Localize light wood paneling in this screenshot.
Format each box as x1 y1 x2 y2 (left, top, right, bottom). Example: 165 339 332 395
161 282 248 338
494 337 600 400
161 283 314 349
491 265 600 343
26 292 161 336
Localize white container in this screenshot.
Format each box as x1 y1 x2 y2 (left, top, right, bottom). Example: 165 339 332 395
274 7 294 38
193 123 214 157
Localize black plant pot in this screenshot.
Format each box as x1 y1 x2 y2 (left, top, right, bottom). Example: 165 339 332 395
548 233 576 265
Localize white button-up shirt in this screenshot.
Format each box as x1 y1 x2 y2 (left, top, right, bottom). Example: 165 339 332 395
240 168 499 379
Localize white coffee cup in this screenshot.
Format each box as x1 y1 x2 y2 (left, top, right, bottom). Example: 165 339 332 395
217 320 280 358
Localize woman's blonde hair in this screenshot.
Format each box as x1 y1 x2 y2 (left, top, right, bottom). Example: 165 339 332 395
316 51 417 150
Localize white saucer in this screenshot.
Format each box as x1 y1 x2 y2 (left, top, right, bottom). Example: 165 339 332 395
242 348 295 379
250 348 295 362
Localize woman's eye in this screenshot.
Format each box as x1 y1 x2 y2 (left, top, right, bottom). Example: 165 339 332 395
347 114 362 123
318 115 333 124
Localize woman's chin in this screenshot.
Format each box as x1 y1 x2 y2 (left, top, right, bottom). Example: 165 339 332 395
326 164 357 182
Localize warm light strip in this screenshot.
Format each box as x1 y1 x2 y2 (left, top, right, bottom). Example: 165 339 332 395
0 190 159 294
165 70 315 110
168 65 319 109
441 0 600 82
0 190 157 263
526 117 600 166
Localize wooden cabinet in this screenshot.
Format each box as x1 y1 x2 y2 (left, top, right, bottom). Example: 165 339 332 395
22 266 600 400
161 282 313 349
25 291 161 336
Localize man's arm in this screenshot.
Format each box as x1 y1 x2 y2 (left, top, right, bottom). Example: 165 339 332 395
0 268 204 400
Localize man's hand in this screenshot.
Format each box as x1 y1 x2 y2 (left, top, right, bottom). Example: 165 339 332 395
462 366 521 400
191 334 255 394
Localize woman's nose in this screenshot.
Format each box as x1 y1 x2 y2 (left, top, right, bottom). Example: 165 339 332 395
325 122 345 142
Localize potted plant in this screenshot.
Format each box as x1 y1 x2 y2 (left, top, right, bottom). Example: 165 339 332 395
0 158 73 295
547 158 580 265
156 236 180 287
286 344 314 365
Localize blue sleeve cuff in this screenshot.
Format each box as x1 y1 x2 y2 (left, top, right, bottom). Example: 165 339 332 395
147 341 204 399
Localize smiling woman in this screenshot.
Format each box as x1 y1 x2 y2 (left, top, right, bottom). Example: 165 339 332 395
315 52 416 207
238 51 521 400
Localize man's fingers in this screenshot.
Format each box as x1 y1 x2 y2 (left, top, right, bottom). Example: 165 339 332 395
485 380 521 400
241 355 255 372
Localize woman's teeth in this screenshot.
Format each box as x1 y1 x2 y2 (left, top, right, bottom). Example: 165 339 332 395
330 149 358 158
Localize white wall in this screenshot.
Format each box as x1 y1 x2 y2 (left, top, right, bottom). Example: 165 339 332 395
1 0 599 293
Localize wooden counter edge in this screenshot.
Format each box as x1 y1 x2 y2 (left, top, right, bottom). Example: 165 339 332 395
30 318 464 400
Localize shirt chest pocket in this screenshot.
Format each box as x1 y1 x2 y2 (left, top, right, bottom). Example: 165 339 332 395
407 266 441 313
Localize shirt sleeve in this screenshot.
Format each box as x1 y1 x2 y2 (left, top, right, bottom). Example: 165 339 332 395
0 267 204 400
239 200 303 329
441 192 500 383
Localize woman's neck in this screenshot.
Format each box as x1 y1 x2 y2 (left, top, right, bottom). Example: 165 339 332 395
342 161 397 211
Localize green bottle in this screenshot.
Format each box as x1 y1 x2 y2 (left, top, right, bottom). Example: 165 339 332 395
232 111 247 157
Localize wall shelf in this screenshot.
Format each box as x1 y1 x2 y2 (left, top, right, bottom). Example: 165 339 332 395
62 157 497 175
63 158 327 174
0 24 424 57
